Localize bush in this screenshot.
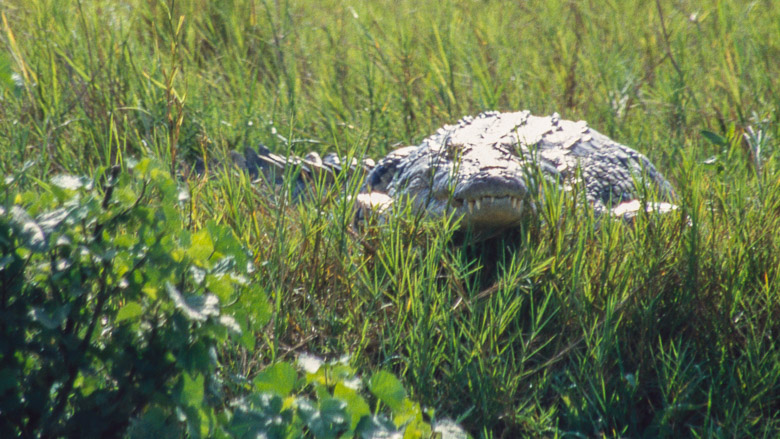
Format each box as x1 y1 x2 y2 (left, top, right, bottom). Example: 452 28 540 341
0 159 268 438
0 159 467 438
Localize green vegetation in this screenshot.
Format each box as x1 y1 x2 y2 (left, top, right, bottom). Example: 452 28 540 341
1 160 264 437
0 159 453 438
1 0 779 437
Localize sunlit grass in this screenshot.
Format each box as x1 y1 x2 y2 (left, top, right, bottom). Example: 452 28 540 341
2 0 780 436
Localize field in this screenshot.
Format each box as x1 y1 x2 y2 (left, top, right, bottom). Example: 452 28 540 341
2 0 780 437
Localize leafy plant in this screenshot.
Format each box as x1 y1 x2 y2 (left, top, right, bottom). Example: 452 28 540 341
0 159 466 438
0 159 269 438
230 355 468 439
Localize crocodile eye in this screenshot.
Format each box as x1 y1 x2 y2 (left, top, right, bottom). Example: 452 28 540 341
445 140 463 161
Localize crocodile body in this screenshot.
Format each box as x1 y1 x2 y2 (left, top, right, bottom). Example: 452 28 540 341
357 110 675 228
231 110 675 229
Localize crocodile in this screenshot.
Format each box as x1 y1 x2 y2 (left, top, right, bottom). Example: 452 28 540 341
229 110 676 229
356 110 676 228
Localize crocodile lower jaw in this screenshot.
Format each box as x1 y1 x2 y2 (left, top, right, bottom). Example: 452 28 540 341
354 192 529 229
450 195 529 228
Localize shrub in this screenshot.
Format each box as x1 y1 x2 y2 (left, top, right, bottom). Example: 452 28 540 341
0 159 467 438
0 159 267 438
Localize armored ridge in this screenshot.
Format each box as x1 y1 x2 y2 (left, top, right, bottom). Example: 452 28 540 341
226 110 676 229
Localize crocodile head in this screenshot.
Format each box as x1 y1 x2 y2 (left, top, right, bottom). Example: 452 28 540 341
359 111 675 229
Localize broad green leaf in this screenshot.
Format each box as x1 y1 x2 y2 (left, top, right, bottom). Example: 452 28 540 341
126 406 180 439
73 373 99 397
10 206 46 251
330 363 357 384
180 341 211 372
254 362 297 396
188 229 214 261
318 397 349 437
112 251 133 277
206 274 233 302
230 393 292 439
296 397 318 418
180 372 205 406
36 207 69 233
211 255 236 275
113 233 137 248
242 284 272 327
142 284 159 300
238 322 255 350
116 302 144 323
206 221 243 262
393 399 423 430
297 397 348 439
116 185 138 205
369 371 406 412
355 415 398 438
166 283 219 321
133 158 151 174
320 397 349 424
334 382 371 431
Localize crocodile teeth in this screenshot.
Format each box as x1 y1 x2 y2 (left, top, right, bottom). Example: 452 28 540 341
463 196 527 213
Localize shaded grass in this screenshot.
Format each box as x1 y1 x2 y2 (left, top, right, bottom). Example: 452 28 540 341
2 0 780 436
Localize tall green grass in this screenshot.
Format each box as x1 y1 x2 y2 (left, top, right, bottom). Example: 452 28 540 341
2 0 780 436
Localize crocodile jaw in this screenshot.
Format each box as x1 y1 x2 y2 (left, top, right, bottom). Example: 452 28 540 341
356 190 530 229
411 166 534 228
450 195 530 227
425 143 534 228
375 139 536 229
